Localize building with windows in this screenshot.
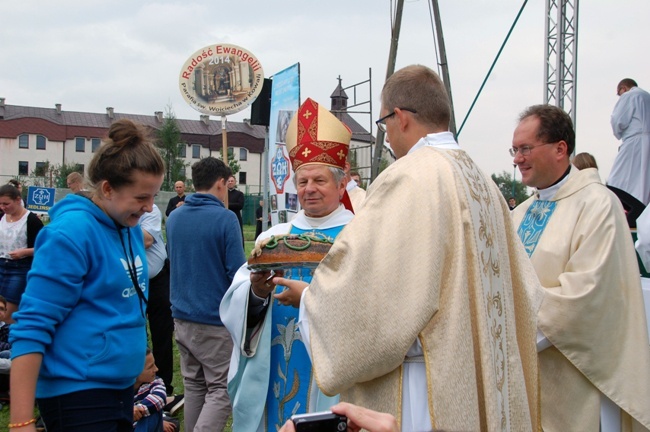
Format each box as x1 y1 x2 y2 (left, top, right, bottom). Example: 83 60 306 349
0 98 266 192
0 88 377 192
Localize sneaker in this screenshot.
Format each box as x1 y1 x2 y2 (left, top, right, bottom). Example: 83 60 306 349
163 394 184 415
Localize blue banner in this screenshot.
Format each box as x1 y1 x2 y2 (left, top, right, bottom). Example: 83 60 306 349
268 63 300 225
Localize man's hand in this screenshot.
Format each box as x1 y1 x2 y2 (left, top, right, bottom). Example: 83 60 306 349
332 402 399 432
250 270 283 298
277 402 399 432
272 276 308 308
163 420 177 432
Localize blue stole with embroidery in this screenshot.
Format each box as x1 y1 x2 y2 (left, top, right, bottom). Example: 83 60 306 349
265 225 343 430
517 200 558 257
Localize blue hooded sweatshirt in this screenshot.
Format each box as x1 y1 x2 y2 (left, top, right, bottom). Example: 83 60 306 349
10 194 148 398
167 192 245 326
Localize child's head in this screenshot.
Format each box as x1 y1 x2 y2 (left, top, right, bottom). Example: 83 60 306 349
137 348 158 384
0 295 6 321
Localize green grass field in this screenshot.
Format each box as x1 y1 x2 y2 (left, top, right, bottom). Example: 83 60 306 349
0 225 258 431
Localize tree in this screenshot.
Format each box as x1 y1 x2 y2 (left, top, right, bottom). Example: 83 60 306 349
157 106 188 191
54 162 83 188
217 147 241 176
491 170 530 204
31 160 82 188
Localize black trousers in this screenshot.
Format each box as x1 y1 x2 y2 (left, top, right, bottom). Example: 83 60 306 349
147 261 175 395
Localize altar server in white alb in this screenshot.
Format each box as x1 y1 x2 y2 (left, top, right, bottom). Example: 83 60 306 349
608 78 650 205
511 104 650 431
275 64 544 431
220 98 355 432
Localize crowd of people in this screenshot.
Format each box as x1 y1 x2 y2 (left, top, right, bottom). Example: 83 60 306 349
1 67 649 432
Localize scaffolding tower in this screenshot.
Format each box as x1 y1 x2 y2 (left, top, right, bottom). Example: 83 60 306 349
543 0 579 132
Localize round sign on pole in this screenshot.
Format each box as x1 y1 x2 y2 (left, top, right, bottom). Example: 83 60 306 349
179 43 264 116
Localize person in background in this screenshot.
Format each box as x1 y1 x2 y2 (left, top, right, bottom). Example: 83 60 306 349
511 104 650 430
167 157 245 432
508 197 517 210
165 181 186 217
227 175 245 246
344 162 366 212
133 348 179 432
7 179 26 207
255 200 265 239
0 184 44 322
608 78 650 205
9 118 165 432
350 171 363 189
66 172 86 194
140 204 176 399
572 152 599 171
0 295 11 374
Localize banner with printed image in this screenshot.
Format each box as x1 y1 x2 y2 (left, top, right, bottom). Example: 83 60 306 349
268 63 300 226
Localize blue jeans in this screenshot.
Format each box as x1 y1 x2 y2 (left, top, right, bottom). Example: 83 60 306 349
37 386 134 432
134 409 163 432
0 258 31 304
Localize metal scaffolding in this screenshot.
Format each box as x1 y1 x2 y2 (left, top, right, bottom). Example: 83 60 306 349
543 0 579 132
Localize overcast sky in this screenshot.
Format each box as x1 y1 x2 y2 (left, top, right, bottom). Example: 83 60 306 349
2 0 649 182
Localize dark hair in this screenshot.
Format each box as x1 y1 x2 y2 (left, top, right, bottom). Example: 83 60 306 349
0 184 21 200
87 119 165 192
7 179 20 188
191 157 232 191
0 294 6 307
146 347 152 355
618 78 638 89
518 105 575 155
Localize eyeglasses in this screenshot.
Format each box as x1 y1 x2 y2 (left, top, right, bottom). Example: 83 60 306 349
375 108 417 133
509 142 557 157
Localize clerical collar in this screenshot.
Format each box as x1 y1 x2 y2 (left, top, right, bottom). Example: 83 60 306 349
408 131 460 155
536 165 572 201
303 205 345 228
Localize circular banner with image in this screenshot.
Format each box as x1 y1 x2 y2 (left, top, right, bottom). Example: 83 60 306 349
179 43 264 116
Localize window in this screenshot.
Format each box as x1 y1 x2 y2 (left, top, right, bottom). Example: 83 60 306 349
36 135 46 150
18 134 29 149
35 162 47 176
192 144 201 159
239 171 247 185
239 148 248 161
179 167 186 178
76 137 85 152
18 161 28 175
91 138 101 153
178 143 186 158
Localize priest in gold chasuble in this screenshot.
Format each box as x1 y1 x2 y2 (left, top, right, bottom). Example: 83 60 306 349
275 65 544 432
511 104 650 431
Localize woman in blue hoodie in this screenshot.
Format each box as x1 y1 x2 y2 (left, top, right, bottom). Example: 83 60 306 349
9 119 165 432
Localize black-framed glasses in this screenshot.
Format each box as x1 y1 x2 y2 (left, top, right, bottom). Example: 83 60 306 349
508 142 557 157
375 108 417 133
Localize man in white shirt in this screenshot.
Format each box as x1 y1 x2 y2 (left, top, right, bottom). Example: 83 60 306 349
608 78 650 205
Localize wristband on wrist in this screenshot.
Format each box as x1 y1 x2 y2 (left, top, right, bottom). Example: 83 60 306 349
8 418 38 428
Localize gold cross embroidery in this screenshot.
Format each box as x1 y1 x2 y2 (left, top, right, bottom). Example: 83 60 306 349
302 147 312 158
303 110 313 119
337 150 345 159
